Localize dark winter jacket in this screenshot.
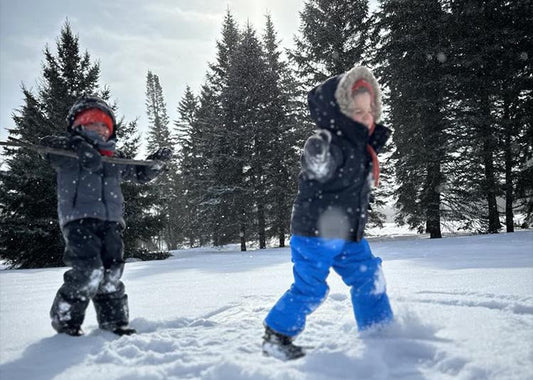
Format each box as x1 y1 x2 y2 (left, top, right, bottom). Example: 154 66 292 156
290 73 391 242
45 136 160 228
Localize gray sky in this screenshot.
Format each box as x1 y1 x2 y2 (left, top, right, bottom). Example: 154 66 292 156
0 0 309 144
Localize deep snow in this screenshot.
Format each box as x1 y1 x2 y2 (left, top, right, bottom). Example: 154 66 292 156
1 231 532 380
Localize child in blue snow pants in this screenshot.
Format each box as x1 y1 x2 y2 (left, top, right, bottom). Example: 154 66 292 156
265 235 392 337
262 66 393 360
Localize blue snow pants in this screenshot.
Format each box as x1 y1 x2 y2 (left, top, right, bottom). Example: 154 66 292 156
264 235 393 337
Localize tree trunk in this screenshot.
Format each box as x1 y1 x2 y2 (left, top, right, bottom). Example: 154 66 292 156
212 221 220 247
426 160 442 239
484 150 501 233
240 222 246 252
482 133 501 233
480 98 501 234
503 98 514 232
277 193 286 247
257 200 266 249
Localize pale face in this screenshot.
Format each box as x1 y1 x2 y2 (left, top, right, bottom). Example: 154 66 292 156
351 92 374 130
83 122 111 141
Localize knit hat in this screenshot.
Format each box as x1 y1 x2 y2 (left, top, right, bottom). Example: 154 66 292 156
72 108 114 134
66 95 117 138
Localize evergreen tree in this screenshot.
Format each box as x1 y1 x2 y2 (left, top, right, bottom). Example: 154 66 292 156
202 10 243 247
146 71 173 150
144 70 178 249
492 0 532 232
445 0 503 233
218 23 268 251
374 0 450 238
190 84 222 245
175 86 200 247
117 119 165 257
208 9 241 95
0 22 103 267
261 14 303 247
445 0 532 233
291 0 371 86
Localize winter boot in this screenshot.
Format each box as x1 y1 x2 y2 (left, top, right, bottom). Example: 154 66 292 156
100 322 136 336
52 320 84 337
262 326 305 361
112 326 137 336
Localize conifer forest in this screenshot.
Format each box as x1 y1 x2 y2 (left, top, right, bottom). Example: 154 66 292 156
1 0 531 268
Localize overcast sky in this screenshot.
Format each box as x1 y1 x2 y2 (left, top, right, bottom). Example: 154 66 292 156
0 0 311 144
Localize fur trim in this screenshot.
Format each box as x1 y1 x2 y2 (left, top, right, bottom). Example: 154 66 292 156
335 66 382 123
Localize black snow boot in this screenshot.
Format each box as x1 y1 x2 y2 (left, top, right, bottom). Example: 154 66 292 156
52 320 84 337
112 326 137 336
100 322 136 336
262 326 305 361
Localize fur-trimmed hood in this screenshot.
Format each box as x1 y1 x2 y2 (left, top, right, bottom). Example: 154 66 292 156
334 66 382 123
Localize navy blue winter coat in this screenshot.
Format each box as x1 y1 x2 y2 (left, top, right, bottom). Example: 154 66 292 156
290 75 391 242
46 137 159 228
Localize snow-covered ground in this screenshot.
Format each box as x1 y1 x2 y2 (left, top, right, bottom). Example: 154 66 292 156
1 231 532 380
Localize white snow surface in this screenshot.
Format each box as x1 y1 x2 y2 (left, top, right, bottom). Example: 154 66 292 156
1 231 532 380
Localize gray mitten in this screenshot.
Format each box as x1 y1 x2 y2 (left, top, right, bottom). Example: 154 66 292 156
302 130 336 182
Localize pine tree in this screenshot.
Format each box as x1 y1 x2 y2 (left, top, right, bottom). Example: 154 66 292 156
175 86 200 247
261 14 303 247
291 0 371 86
201 10 243 247
444 0 532 233
374 0 450 238
217 23 268 251
492 0 532 232
190 84 222 245
0 22 104 267
117 119 165 257
144 70 178 249
146 71 173 150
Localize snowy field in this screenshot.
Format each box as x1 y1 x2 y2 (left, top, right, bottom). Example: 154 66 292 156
1 231 532 380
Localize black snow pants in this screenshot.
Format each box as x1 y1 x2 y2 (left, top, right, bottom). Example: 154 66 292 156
50 218 129 331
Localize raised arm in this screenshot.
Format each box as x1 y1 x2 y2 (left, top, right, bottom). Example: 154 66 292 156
120 147 172 183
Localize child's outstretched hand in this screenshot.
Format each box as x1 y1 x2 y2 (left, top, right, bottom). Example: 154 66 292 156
69 135 102 172
146 147 173 161
40 135 71 150
145 147 173 171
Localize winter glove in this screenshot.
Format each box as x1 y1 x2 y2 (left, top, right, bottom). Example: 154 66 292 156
146 147 173 161
302 130 337 182
69 135 102 172
40 135 71 150
144 147 172 172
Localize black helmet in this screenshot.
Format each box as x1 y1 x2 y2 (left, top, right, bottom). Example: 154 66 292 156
66 95 117 138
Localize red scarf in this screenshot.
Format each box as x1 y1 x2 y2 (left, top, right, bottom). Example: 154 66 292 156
352 79 380 187
366 123 380 187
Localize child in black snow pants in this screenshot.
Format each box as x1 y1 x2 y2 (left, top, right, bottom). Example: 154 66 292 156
262 66 394 360
41 95 171 336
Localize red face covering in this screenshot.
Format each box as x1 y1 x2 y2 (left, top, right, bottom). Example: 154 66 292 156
72 109 114 135
72 108 115 157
